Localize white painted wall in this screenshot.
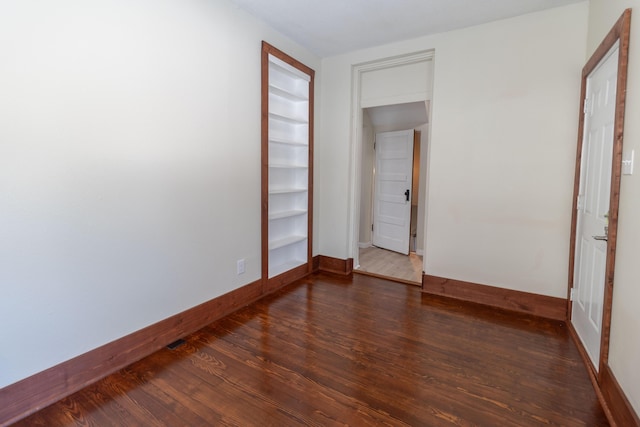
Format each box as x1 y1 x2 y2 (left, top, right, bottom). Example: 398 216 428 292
361 61 432 108
358 111 374 247
587 0 640 415
0 0 319 388
416 123 429 255
319 3 588 296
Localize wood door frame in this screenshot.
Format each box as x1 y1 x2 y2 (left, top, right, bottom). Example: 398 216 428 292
567 9 631 378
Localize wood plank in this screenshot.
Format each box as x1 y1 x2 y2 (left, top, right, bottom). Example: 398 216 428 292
265 263 309 293
0 279 262 426
13 273 609 426
422 274 567 320
314 255 354 275
601 363 640 427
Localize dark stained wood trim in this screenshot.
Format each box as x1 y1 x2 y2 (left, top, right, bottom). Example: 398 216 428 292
0 279 263 426
422 274 567 321
260 42 270 290
568 322 614 425
354 269 420 287
261 41 315 291
599 8 631 376
568 322 640 426
313 255 354 276
566 9 631 376
602 362 640 427
307 56 315 277
13 273 609 426
265 263 309 294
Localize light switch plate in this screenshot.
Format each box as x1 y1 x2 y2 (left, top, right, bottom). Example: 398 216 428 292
622 149 634 175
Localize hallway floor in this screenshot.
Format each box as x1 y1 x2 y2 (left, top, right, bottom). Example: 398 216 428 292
357 245 423 284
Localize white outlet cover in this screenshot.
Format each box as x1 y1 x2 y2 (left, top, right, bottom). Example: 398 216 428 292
622 149 634 175
237 259 246 275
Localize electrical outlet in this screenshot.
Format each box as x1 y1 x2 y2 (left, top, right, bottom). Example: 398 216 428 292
236 259 245 275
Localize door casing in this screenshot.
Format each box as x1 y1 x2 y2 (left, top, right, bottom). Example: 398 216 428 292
567 9 631 378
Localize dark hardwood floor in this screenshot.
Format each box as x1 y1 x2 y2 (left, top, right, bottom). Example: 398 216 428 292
14 273 608 426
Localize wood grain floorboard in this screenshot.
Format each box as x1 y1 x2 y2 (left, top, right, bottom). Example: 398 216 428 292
13 273 608 426
357 246 422 284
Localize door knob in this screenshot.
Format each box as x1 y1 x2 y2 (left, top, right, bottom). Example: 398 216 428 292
405 189 410 202
592 235 608 241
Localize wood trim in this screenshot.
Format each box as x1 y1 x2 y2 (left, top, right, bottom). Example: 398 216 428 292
261 41 315 291
599 8 631 376
422 275 567 321
568 322 614 425
307 55 315 277
265 263 309 294
568 322 640 427
314 255 354 276
566 9 631 376
262 42 315 78
0 279 263 426
602 363 640 427
354 269 421 287
260 42 270 290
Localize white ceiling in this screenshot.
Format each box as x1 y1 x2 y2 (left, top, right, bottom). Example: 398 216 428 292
228 0 584 57
365 101 429 132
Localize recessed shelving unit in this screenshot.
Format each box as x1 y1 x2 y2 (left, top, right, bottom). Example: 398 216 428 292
262 41 315 290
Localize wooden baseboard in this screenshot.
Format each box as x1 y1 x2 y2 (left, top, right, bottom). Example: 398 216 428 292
265 264 310 293
354 269 421 287
567 323 615 425
314 255 353 275
0 279 263 426
602 362 640 426
568 322 639 426
422 274 567 321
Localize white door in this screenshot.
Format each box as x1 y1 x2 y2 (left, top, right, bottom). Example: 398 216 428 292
372 130 414 255
572 44 619 370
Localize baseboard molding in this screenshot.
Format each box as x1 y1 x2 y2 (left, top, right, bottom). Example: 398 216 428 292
422 274 567 321
0 279 263 426
265 263 310 293
354 269 421 287
602 363 640 426
358 242 372 248
568 323 639 426
567 323 614 424
314 255 354 276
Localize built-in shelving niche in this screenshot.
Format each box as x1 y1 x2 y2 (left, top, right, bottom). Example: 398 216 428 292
261 42 314 291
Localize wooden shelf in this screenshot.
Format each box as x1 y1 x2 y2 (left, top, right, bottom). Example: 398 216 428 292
269 57 311 82
262 41 314 287
269 210 307 220
268 235 307 251
269 259 306 278
269 136 307 146
269 84 308 101
269 163 308 169
269 112 308 125
269 188 307 194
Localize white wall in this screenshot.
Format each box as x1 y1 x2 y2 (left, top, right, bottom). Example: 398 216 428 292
319 3 588 297
587 0 640 415
0 0 319 388
416 123 429 255
358 111 375 247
